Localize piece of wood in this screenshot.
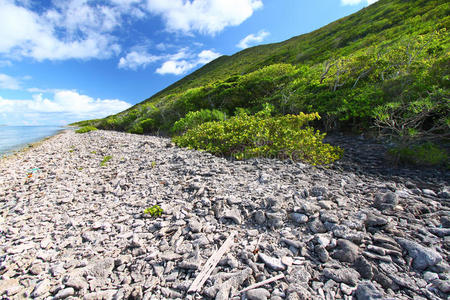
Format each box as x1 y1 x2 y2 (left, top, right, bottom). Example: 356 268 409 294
188 231 236 293
238 273 285 294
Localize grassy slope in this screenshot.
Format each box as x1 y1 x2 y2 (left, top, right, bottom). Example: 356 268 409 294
128 0 447 108
75 0 449 143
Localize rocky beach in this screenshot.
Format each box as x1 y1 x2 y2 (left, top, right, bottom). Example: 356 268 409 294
0 129 449 299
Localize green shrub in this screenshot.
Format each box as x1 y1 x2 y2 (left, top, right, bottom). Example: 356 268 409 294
139 118 156 132
389 142 448 167
173 106 343 165
171 109 227 134
75 126 98 133
127 124 143 134
144 205 163 217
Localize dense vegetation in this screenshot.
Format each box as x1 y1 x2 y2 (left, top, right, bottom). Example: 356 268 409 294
74 0 449 166
75 126 98 133
173 105 343 165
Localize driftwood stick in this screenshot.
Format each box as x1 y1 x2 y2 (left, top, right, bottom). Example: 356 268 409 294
238 273 285 294
188 231 236 293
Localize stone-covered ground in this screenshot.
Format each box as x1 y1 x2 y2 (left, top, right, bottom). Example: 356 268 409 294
0 130 448 299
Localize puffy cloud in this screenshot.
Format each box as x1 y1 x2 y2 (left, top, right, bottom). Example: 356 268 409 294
156 49 220 75
0 90 131 125
118 51 162 70
197 50 221 64
0 73 21 90
146 0 263 35
0 0 144 61
237 30 269 49
341 0 378 5
156 60 195 76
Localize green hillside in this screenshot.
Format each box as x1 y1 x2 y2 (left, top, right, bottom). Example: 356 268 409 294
76 0 449 165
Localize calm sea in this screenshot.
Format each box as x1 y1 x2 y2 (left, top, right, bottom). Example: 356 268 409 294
0 126 64 156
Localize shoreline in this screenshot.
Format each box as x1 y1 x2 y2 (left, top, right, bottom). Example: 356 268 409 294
0 127 72 161
0 130 448 299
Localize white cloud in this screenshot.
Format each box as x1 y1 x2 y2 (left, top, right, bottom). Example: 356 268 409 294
237 30 269 49
0 73 21 90
146 0 263 35
341 0 378 6
156 49 220 75
0 90 132 125
0 0 146 61
118 51 161 70
156 60 195 76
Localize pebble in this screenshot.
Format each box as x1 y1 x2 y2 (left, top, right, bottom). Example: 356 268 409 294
247 288 271 300
259 253 286 271
0 130 447 300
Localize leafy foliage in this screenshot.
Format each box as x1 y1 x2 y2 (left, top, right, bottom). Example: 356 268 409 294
144 205 163 217
75 0 449 163
173 105 343 165
171 109 227 134
75 126 98 133
388 142 448 167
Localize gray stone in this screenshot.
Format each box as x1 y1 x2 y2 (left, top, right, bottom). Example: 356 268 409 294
332 239 359 263
290 213 308 224
315 245 329 263
83 290 116 300
254 210 266 225
223 207 242 224
422 189 437 197
64 275 89 290
189 219 202 233
396 238 442 270
31 279 51 298
54 287 75 299
287 266 311 284
310 186 327 197
323 268 360 286
259 253 286 271
436 279 450 293
308 219 327 234
366 213 388 227
246 288 271 300
441 216 450 228
373 192 398 211
423 271 439 282
355 281 384 299
84 258 115 278
159 251 182 261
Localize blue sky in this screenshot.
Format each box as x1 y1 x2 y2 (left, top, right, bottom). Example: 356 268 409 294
0 0 377 125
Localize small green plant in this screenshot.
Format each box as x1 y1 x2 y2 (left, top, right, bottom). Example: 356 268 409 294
100 155 112 166
151 161 156 168
389 142 448 167
76 126 98 133
69 149 74 153
144 205 163 217
90 151 97 154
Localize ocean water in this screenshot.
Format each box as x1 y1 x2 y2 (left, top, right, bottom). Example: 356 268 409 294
0 126 64 156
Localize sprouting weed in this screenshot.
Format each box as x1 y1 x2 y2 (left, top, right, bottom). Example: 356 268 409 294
144 205 163 217
100 155 112 166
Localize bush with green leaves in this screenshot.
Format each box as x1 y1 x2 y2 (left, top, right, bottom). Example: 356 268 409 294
388 142 448 167
75 126 98 133
171 109 227 134
173 105 343 165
